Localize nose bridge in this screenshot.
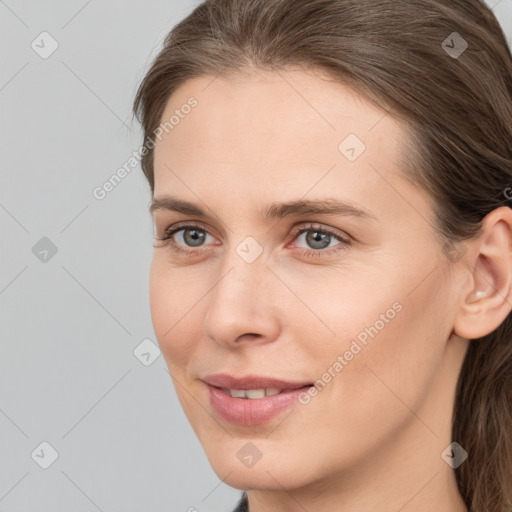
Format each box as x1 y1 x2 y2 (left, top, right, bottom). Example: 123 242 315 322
202 242 280 346
212 232 269 305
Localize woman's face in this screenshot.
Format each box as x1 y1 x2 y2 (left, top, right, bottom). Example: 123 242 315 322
150 68 468 491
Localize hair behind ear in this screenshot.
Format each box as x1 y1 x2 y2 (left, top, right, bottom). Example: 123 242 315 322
452 314 512 512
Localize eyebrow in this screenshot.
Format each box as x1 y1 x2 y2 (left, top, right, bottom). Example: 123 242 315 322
150 195 377 221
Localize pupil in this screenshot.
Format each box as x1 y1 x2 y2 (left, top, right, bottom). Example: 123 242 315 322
306 230 330 250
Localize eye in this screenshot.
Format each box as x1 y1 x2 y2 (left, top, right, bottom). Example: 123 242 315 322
154 222 215 254
172 226 210 247
154 222 352 257
290 223 351 256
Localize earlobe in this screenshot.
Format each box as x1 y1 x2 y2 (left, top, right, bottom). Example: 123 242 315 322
453 207 512 340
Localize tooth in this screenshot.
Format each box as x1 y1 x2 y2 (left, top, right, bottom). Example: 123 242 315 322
265 388 281 397
230 389 246 398
245 389 266 399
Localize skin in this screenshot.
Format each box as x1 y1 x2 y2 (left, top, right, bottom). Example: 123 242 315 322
149 67 512 512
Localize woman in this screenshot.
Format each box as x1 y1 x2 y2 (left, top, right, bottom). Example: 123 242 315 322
133 1 512 511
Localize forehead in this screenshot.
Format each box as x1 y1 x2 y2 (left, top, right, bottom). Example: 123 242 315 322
154 68 405 169
150 69 432 231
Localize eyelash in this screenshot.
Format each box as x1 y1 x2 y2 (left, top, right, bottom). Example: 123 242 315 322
154 221 352 258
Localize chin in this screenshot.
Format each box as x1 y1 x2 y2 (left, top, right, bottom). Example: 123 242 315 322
215 465 305 492
204 444 314 491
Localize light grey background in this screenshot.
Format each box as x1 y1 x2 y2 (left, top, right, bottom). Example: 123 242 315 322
1 1 511 511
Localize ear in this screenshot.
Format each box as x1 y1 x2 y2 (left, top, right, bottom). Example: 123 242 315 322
453 206 512 340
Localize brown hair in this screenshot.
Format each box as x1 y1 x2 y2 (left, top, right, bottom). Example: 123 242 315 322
133 1 512 510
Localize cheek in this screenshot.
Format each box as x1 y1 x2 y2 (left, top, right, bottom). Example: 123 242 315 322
149 258 204 370
322 269 451 430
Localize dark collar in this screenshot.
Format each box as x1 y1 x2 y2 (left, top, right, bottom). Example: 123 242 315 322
232 492 248 512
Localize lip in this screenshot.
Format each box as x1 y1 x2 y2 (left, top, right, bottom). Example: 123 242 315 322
202 374 313 426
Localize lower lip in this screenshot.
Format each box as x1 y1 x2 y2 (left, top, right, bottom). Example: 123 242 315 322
206 384 312 426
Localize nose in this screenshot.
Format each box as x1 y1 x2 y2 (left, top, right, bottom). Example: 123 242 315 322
202 254 282 349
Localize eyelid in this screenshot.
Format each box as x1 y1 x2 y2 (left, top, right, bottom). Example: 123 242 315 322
156 220 215 240
288 223 351 244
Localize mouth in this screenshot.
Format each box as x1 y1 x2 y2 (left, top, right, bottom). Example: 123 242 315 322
202 374 314 425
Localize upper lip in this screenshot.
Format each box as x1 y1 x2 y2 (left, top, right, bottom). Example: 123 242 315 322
202 374 313 390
